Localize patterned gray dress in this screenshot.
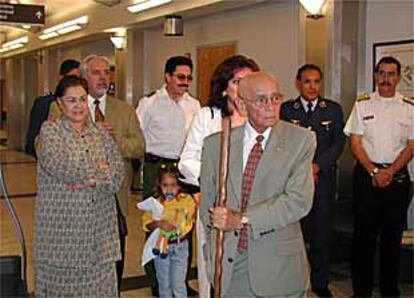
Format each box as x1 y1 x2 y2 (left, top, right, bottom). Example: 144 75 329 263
34 116 125 297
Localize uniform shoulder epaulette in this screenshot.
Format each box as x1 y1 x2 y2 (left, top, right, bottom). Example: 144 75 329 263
356 93 371 102
145 90 156 97
402 96 414 106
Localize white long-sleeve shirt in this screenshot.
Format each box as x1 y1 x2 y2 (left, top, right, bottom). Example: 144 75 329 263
136 85 200 159
178 107 222 186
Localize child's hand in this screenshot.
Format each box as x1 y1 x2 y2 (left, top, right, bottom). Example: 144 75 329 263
158 220 176 232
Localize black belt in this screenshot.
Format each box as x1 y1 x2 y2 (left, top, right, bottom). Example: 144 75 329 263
144 153 179 164
168 234 189 245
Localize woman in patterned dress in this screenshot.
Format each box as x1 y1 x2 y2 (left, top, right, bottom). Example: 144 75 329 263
34 75 125 297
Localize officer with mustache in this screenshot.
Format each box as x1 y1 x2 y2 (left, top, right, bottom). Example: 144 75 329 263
136 56 200 296
344 56 414 297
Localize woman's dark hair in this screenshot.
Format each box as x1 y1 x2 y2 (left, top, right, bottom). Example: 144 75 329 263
208 55 259 116
153 163 181 198
54 75 88 98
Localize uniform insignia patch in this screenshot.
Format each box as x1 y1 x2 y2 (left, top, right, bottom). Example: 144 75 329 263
293 102 301 109
402 97 414 106
363 115 374 121
357 93 371 102
319 100 327 108
321 120 331 131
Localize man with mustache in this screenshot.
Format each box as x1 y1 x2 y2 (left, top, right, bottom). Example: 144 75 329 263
344 56 414 297
49 54 145 293
136 55 200 296
281 64 345 297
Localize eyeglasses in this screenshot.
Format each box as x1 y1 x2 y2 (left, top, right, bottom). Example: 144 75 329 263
60 95 88 104
173 74 193 82
240 94 284 108
377 70 399 78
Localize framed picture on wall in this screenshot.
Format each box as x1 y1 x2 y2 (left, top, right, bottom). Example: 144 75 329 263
373 39 414 97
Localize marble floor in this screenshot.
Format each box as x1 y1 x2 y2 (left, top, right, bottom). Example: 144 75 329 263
1 149 413 297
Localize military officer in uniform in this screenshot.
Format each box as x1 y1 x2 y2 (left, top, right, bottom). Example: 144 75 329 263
281 64 345 297
344 56 413 297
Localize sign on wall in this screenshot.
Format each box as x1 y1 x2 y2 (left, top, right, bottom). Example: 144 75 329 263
0 4 45 25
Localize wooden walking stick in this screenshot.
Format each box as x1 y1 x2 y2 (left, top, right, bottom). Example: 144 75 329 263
214 116 231 298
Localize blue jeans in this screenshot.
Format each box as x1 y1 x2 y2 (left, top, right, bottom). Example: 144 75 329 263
154 239 188 298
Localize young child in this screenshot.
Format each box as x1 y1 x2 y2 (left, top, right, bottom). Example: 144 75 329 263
138 164 196 298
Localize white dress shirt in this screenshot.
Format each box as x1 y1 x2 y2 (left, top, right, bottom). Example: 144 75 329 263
243 121 272 170
178 106 222 186
136 85 200 159
88 94 106 122
300 97 318 113
344 92 414 163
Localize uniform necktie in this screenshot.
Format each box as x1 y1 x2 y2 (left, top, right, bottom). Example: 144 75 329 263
237 134 264 253
306 102 313 117
94 100 105 122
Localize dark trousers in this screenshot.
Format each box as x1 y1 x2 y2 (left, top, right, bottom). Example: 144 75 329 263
351 163 410 297
115 200 128 294
302 170 335 290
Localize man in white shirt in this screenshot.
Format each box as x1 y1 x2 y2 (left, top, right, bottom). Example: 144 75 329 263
136 56 200 296
136 56 200 199
344 56 413 297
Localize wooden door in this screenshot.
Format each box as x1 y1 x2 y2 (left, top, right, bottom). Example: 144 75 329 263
197 43 236 106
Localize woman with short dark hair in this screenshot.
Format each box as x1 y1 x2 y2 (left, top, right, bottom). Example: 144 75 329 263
34 75 125 297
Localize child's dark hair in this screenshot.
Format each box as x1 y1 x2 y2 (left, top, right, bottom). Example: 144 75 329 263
153 163 181 198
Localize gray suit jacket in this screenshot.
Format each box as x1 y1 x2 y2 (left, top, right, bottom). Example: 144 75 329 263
200 121 316 296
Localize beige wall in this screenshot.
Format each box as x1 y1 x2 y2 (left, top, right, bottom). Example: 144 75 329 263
143 0 301 100
363 0 413 92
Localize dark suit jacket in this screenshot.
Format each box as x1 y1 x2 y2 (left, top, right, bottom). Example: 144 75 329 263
25 94 54 157
280 97 345 172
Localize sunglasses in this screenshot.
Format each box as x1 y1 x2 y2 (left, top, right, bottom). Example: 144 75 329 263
173 74 193 82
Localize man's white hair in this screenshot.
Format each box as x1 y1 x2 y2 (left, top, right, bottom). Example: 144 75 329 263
80 54 111 78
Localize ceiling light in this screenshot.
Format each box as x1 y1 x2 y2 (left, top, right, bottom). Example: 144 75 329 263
127 0 171 13
38 32 59 40
57 24 82 35
39 16 88 40
299 0 326 19
104 27 126 36
0 36 28 53
110 36 125 49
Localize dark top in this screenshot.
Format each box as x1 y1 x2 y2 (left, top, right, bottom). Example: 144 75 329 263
281 97 346 172
25 94 54 157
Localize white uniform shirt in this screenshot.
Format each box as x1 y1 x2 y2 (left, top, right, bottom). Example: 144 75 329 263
344 92 414 163
88 94 106 122
243 121 271 170
136 85 200 159
178 107 222 186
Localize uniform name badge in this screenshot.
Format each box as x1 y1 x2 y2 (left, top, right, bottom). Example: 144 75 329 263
362 115 375 121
